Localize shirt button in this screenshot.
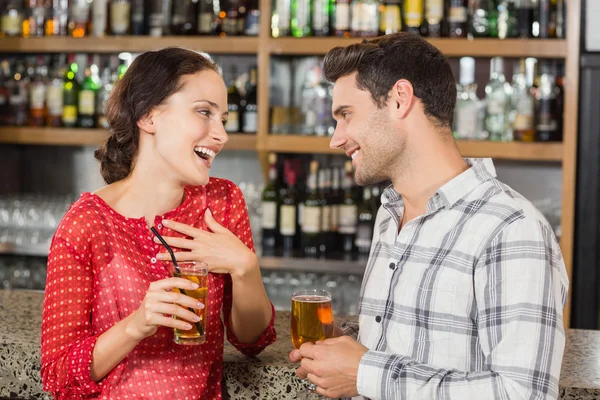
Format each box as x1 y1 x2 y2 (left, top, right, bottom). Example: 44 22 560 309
151 257 157 264
389 262 396 270
375 316 382 323
158 223 163 229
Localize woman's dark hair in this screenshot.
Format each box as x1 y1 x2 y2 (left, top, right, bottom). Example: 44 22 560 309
323 32 457 128
94 47 219 184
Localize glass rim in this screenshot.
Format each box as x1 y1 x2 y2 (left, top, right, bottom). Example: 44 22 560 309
292 289 331 299
171 261 208 273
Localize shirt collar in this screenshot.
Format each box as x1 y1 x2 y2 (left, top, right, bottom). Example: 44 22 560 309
381 158 497 214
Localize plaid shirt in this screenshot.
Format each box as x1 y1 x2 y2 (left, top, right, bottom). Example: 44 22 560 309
342 158 569 400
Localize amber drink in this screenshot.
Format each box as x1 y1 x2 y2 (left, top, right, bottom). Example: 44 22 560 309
291 289 334 349
171 262 208 345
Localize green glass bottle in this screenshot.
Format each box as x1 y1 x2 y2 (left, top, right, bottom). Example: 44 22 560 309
78 64 101 128
62 58 79 128
471 0 498 38
261 153 279 252
291 0 311 37
302 160 321 256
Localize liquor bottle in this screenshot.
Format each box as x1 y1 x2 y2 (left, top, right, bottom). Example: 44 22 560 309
291 0 311 37
302 160 322 256
171 0 196 34
511 59 535 142
471 0 498 37
279 161 298 254
46 58 64 127
334 0 350 36
403 0 423 34
62 58 79 128
448 0 468 37
149 0 165 36
1 1 24 37
244 0 260 35
110 0 132 35
130 0 146 35
78 63 100 128
380 0 402 35
312 0 331 36
27 0 47 37
538 0 549 38
0 61 12 126
161 0 173 35
262 153 279 252
225 67 241 133
9 61 28 126
355 187 374 254
92 0 108 36
46 0 68 36
454 57 484 140
96 65 116 129
329 166 341 251
485 57 512 141
69 0 91 37
339 161 357 253
535 61 560 142
29 56 48 127
555 0 565 39
318 168 332 254
197 0 219 35
424 0 444 37
271 0 291 37
242 67 258 133
497 0 518 39
350 0 378 37
517 0 534 37
300 68 318 136
222 0 242 35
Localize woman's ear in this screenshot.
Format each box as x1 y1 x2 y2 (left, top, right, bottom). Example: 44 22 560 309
137 112 156 134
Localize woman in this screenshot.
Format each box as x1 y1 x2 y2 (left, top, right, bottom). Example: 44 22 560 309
40 47 275 399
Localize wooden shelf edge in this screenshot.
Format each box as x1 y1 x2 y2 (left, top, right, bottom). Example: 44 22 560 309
265 134 563 161
0 36 260 54
0 127 256 150
268 37 568 58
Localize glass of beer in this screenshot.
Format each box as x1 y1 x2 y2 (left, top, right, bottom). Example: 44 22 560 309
170 261 208 345
291 289 334 398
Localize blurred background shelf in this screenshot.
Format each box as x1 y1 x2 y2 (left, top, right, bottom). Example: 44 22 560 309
0 36 260 54
268 38 567 58
0 127 256 149
265 134 563 161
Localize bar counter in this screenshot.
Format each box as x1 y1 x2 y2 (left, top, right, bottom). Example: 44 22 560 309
1 290 599 399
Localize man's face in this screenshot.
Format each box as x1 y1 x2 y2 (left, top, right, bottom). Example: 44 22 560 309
329 72 406 186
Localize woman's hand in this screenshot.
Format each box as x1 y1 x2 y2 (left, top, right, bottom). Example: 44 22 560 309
126 277 204 341
155 209 258 279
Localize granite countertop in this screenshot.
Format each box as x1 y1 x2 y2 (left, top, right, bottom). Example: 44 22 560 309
1 290 599 400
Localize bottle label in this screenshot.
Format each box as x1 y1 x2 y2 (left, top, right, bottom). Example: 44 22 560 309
426 0 444 21
335 3 350 30
261 201 277 229
92 0 107 36
352 3 377 32
62 105 77 123
312 0 325 31
149 13 164 36
321 205 332 232
404 0 424 26
330 204 339 231
295 0 309 29
225 111 239 132
513 114 533 131
46 86 63 116
381 5 401 34
198 13 213 33
486 99 506 115
111 2 131 34
242 110 258 133
245 12 260 35
456 104 481 140
302 206 321 234
79 90 95 115
448 6 467 23
71 5 91 24
30 84 46 110
276 0 291 28
338 204 357 233
355 225 373 248
279 205 296 235
1 15 22 35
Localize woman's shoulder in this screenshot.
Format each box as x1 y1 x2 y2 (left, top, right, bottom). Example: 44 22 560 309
53 193 106 238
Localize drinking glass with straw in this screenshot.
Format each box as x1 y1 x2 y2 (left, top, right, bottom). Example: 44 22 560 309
151 227 208 345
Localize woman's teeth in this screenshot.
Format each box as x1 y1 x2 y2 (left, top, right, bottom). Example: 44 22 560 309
194 147 215 159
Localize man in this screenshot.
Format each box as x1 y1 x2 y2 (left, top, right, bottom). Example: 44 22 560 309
289 32 569 400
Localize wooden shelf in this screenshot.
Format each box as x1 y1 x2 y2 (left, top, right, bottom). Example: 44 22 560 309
268 37 568 58
0 36 260 54
265 134 563 161
0 127 257 149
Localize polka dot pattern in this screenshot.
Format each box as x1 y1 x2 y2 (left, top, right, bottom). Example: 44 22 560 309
40 178 276 399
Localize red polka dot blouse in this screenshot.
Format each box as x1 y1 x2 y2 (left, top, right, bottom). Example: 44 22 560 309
40 178 276 399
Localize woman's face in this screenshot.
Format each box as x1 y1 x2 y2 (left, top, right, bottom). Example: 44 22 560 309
148 69 229 187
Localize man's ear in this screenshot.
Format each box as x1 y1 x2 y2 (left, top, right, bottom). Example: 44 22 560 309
137 112 156 134
390 79 416 119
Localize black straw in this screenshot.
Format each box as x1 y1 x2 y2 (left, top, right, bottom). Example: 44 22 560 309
151 227 204 336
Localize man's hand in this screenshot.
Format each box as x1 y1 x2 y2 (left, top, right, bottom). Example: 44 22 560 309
290 336 368 399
